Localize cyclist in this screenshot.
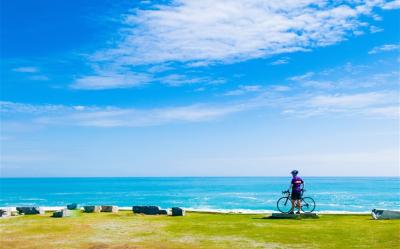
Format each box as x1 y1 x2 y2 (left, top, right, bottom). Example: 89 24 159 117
288 170 304 214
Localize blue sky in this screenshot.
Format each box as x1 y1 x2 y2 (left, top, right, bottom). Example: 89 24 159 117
1 0 399 177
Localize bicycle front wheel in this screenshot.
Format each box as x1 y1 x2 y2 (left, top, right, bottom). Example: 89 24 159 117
277 197 292 213
301 197 315 213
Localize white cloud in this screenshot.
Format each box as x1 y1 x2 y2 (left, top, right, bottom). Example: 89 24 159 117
0 101 251 128
365 106 400 118
288 63 399 90
368 44 400 54
270 57 290 65
289 72 315 82
2 88 398 130
224 85 262 96
307 92 395 108
72 72 151 90
69 0 397 90
282 91 399 118
94 1 382 66
158 74 202 86
382 0 400 9
369 25 383 33
12 67 38 73
270 85 291 92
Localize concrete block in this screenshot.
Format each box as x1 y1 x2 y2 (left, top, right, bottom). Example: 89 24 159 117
132 206 161 215
16 207 44 215
171 207 185 216
101 206 118 213
52 209 71 218
83 206 101 213
372 209 400 220
67 203 78 210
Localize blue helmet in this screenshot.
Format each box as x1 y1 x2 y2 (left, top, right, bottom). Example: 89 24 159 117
291 170 299 176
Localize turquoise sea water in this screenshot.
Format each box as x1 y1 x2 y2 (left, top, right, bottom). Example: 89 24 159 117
0 177 399 212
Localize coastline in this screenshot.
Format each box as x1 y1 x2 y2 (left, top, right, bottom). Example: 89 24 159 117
0 206 380 214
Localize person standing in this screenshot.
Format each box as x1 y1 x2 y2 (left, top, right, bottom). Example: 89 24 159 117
288 170 304 214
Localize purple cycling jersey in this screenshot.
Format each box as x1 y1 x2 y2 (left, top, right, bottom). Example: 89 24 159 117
291 176 303 193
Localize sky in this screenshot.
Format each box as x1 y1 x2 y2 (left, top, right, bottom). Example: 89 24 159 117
0 0 399 177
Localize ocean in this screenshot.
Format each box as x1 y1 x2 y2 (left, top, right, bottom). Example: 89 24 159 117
0 177 399 212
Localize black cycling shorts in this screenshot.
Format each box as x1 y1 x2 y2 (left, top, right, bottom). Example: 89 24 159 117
291 191 301 200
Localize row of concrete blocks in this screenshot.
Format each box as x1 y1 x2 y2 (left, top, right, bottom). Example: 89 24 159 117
0 206 185 218
81 205 185 216
0 207 45 217
54 206 185 218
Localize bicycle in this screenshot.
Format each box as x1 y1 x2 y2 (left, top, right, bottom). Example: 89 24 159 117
276 189 315 213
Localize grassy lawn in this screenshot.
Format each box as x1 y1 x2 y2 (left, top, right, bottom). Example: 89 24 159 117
0 211 399 249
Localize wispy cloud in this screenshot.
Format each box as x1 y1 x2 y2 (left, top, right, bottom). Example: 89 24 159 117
288 63 400 90
382 0 400 9
368 44 400 54
0 101 251 128
369 25 383 34
71 72 151 90
307 92 395 108
270 57 290 65
71 0 395 90
282 91 399 118
95 0 385 65
1 87 398 130
224 85 262 96
12 66 39 73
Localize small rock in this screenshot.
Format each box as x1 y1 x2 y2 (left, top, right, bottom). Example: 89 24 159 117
67 203 78 210
16 207 44 215
83 206 101 213
171 207 185 216
101 206 119 213
158 209 168 215
52 209 71 218
132 206 161 215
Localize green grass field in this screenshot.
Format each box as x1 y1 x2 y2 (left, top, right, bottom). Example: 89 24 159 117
1 211 399 249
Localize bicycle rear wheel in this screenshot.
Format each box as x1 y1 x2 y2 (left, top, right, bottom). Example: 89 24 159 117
301 197 315 213
277 197 292 213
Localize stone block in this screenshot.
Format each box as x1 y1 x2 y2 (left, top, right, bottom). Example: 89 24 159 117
101 206 119 213
67 203 78 210
83 206 101 213
16 207 44 215
268 213 300 219
267 213 318 219
11 211 19 216
171 207 185 216
301 213 319 218
372 209 400 220
158 209 168 215
52 209 71 218
132 206 160 215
